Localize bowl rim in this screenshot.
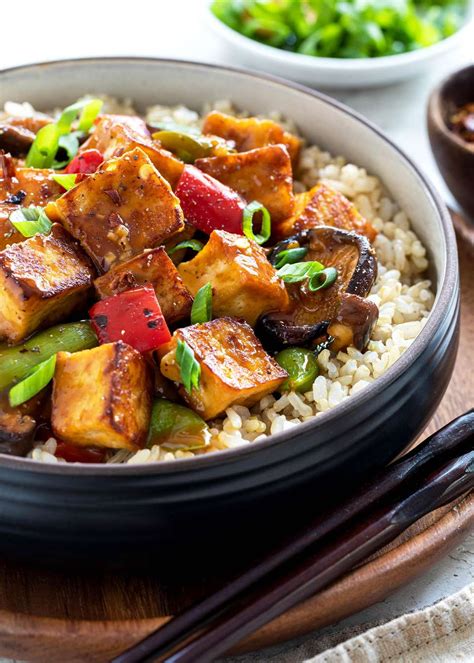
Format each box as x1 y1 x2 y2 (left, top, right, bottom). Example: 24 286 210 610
0 56 458 476
428 63 474 154
207 4 473 72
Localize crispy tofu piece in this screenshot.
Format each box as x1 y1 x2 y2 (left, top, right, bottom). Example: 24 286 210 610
0 224 95 343
195 145 294 223
203 111 302 165
51 148 184 272
275 183 377 242
159 318 287 420
0 167 63 206
52 341 151 451
0 203 24 250
82 114 184 188
178 230 289 326
94 247 193 325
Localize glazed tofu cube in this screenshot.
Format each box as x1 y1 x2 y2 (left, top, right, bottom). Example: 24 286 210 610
0 203 24 250
51 148 184 272
178 230 289 326
203 111 302 166
0 224 95 343
83 114 184 188
195 145 294 223
52 341 151 451
276 183 377 243
159 317 288 420
0 167 63 207
94 246 193 325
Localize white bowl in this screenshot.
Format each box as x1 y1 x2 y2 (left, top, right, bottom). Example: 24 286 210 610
208 5 473 89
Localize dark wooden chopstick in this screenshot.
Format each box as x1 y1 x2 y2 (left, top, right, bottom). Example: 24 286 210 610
164 450 473 663
112 411 474 663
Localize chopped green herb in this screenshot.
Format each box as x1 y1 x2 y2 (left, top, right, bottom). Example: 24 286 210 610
168 239 204 256
191 283 213 324
276 260 324 284
242 200 271 245
25 123 60 168
176 340 201 394
308 267 338 292
9 206 52 237
52 173 77 191
275 246 308 269
8 354 57 407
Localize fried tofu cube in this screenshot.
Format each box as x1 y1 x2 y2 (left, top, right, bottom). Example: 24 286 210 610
0 167 63 206
276 183 377 243
0 224 95 343
94 247 193 325
52 148 184 272
178 230 289 326
52 341 151 451
83 114 184 188
159 318 287 420
203 111 302 166
195 145 294 223
0 203 24 250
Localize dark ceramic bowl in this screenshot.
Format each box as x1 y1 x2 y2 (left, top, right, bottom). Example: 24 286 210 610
0 58 459 568
428 64 474 220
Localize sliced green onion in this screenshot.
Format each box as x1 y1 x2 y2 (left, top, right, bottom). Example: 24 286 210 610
308 267 338 292
242 200 271 245
176 340 201 394
191 283 213 324
168 239 204 256
57 98 102 135
53 132 80 168
78 99 103 132
25 123 60 168
276 260 324 284
9 206 52 237
274 246 308 269
8 354 57 407
52 173 77 191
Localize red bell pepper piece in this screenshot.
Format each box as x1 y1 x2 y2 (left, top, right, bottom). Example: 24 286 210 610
175 164 245 235
55 442 107 464
89 285 171 353
65 148 104 174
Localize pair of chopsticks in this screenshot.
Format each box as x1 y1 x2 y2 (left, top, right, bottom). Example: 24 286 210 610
113 410 474 663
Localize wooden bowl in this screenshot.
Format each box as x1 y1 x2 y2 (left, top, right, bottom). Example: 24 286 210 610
428 65 474 221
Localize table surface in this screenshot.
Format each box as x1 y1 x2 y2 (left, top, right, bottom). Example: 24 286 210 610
1 2 473 660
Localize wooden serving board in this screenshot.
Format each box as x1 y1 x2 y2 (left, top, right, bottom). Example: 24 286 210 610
0 213 472 663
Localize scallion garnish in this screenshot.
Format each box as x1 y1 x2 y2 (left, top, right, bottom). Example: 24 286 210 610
8 354 57 407
52 173 77 191
308 267 338 292
168 239 204 256
191 283 212 324
25 123 60 168
276 260 324 284
9 206 52 238
57 99 103 135
274 246 308 269
242 201 271 245
176 340 201 394
26 98 102 169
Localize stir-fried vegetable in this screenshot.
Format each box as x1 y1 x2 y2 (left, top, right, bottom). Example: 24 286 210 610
242 201 272 245
52 174 77 191
176 340 201 394
9 206 52 237
25 98 103 169
168 239 204 256
191 283 213 324
65 148 104 174
153 130 213 163
276 348 319 393
211 0 467 59
9 355 57 407
175 165 245 235
89 286 171 353
54 441 107 463
0 321 98 391
147 399 210 451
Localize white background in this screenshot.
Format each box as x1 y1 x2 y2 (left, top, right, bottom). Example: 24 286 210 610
1 1 473 659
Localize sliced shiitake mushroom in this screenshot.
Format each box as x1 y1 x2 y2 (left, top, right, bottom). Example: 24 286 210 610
0 124 36 156
258 226 379 352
